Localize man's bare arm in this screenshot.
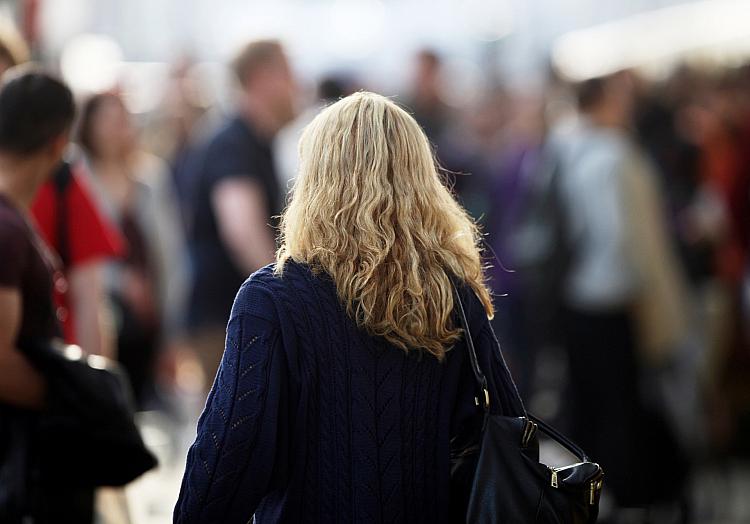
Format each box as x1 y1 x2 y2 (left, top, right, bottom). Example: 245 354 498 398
212 177 276 274
68 261 114 358
0 287 46 408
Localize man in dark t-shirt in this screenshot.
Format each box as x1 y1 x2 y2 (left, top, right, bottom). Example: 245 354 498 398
184 40 295 381
0 69 97 523
0 194 59 347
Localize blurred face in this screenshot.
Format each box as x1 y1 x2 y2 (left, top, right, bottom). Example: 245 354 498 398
90 96 137 159
415 54 439 85
246 53 296 128
0 57 14 78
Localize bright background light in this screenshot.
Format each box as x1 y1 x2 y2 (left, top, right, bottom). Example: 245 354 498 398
552 0 750 81
38 0 750 107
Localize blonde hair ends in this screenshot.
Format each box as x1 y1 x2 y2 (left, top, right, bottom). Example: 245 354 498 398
276 91 493 359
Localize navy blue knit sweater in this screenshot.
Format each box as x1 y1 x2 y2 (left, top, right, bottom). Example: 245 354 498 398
174 261 513 523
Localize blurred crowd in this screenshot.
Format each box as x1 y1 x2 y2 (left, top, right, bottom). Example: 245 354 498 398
0 10 748 524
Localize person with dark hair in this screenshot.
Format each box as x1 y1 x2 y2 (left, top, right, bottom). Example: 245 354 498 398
183 39 296 385
275 74 355 187
575 77 607 113
0 68 94 523
76 91 188 407
406 49 450 143
0 24 125 361
30 159 125 358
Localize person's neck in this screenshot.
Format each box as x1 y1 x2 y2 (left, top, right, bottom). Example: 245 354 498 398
414 83 441 107
92 153 132 175
238 95 279 140
0 154 48 211
586 108 627 130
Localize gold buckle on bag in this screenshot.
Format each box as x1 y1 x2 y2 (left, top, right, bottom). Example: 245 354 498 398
589 479 603 505
474 388 490 409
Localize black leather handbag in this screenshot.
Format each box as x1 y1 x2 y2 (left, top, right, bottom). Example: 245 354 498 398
21 338 157 487
450 285 604 523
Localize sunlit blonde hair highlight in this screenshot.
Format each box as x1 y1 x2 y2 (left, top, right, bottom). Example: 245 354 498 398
276 91 493 359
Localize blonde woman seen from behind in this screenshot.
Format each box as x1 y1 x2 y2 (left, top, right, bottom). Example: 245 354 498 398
175 92 510 524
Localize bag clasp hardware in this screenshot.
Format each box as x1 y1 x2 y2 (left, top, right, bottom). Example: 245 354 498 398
521 419 537 448
589 478 603 505
549 467 559 488
474 388 490 410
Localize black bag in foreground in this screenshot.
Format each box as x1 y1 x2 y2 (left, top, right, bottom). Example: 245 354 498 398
21 339 157 487
450 285 603 523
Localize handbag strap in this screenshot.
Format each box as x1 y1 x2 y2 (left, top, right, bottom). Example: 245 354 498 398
451 279 489 411
451 280 591 462
52 161 73 268
451 279 526 418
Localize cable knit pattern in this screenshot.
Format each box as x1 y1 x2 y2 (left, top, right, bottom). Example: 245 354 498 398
174 261 513 523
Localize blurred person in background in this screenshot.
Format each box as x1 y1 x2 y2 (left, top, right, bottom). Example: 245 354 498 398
0 68 91 523
404 49 484 203
406 49 450 144
436 86 512 220
637 67 750 458
77 92 189 407
551 72 690 519
0 25 123 360
634 68 730 454
275 74 353 189
482 90 547 398
183 39 296 385
148 55 218 230
686 73 750 456
30 160 125 359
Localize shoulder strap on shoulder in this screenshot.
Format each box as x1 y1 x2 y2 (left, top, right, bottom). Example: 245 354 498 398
52 162 73 267
451 279 527 417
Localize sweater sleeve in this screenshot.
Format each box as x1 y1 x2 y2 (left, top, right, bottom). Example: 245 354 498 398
174 279 286 523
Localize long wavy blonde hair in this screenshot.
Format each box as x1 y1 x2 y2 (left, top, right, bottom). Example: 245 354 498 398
276 91 493 359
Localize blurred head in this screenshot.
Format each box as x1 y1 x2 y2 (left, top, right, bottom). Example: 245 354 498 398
232 39 295 129
277 91 493 359
78 93 137 161
576 71 635 126
317 76 348 103
0 67 75 175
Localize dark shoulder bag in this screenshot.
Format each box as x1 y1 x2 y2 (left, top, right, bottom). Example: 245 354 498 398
450 283 603 523
22 339 157 487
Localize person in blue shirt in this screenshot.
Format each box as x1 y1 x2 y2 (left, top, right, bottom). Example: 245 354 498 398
175 91 514 523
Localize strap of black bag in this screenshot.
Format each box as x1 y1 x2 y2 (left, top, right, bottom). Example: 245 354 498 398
452 281 490 412
451 280 526 418
52 161 73 268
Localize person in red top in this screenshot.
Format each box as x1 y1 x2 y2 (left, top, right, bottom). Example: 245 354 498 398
30 160 124 357
0 24 124 359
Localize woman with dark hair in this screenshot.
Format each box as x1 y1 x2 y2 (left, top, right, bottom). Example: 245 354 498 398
77 92 188 406
0 68 93 523
175 92 515 523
